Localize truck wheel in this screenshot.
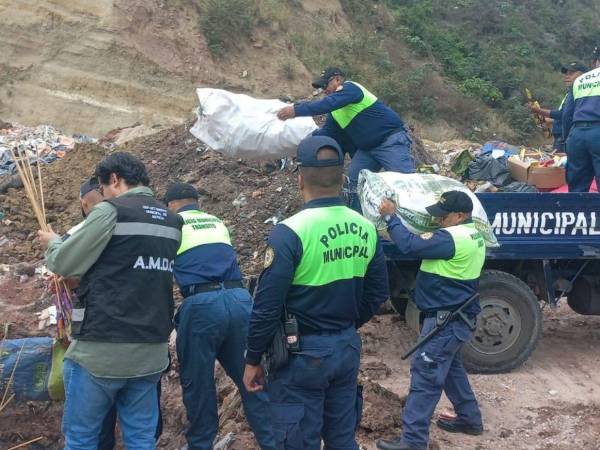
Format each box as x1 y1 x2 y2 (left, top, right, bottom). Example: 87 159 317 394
463 270 542 374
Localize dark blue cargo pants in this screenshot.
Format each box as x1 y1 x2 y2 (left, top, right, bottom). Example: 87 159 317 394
348 129 416 212
267 328 362 450
175 287 275 450
400 317 482 450
566 125 600 192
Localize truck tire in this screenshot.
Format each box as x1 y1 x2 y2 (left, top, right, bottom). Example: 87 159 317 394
463 270 542 374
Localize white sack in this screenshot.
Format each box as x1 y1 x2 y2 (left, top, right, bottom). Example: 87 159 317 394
358 170 499 247
190 88 318 159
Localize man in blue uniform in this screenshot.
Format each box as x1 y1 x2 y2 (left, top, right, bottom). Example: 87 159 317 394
376 191 485 450
562 47 600 192
277 67 415 211
243 136 390 449
164 183 275 450
529 62 588 152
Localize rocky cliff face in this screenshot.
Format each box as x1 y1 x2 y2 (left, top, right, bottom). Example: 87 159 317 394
0 0 315 136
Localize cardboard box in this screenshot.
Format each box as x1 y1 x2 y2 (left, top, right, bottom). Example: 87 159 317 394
508 157 566 189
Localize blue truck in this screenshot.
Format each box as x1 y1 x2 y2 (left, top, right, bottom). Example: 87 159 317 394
384 192 600 373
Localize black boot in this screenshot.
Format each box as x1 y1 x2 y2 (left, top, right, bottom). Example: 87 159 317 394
376 437 423 450
436 417 483 435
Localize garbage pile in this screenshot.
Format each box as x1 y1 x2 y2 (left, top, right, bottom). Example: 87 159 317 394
452 140 567 192
0 123 96 176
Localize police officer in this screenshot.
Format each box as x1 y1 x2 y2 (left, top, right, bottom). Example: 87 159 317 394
376 191 485 450
277 67 415 211
163 183 275 450
562 47 600 192
529 61 588 152
243 135 390 449
38 152 182 450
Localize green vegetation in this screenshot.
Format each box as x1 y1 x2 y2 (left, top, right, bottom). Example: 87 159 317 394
196 0 599 142
198 0 257 55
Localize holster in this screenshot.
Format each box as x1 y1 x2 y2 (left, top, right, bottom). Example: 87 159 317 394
262 321 289 375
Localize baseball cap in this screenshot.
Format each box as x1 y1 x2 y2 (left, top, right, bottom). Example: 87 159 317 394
426 191 473 217
296 136 344 168
561 61 589 74
164 182 199 205
312 67 345 89
79 176 100 199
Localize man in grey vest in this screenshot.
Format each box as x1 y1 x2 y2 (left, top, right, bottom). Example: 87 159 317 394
38 152 183 450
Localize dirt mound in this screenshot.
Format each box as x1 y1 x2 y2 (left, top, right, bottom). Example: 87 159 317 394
0 123 302 278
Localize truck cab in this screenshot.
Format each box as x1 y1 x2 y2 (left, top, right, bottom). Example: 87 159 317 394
384 192 600 373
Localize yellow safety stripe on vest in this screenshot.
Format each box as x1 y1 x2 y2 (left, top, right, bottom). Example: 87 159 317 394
331 82 378 129
419 223 485 281
177 210 232 255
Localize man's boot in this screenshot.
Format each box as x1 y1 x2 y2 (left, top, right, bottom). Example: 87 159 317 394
436 417 483 435
376 437 423 450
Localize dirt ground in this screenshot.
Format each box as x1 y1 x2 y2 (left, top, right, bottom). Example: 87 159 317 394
2 126 600 449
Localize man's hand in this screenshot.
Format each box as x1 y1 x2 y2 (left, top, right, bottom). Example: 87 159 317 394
379 198 396 217
38 225 59 249
243 363 265 392
527 102 541 114
277 105 296 121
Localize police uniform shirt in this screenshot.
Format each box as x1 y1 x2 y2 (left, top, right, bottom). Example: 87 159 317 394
294 81 405 151
562 66 600 136
246 197 389 365
386 215 483 315
173 204 242 288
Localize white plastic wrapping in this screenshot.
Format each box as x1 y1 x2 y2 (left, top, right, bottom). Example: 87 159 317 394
358 170 499 247
190 88 318 159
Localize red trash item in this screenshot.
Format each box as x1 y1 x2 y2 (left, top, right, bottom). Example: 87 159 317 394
552 179 598 193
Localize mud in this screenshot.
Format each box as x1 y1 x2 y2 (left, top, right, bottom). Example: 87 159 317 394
2 126 600 449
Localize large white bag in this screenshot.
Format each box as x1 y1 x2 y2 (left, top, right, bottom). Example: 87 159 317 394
358 170 499 247
190 88 318 159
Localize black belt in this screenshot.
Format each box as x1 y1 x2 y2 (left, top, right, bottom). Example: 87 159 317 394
181 280 244 298
573 121 600 128
298 324 353 336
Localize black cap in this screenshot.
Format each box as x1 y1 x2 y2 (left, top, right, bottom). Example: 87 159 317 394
297 136 344 168
312 67 345 89
561 61 589 74
164 182 199 205
79 176 99 199
426 191 473 217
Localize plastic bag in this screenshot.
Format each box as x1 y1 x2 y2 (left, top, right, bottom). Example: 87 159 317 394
358 170 499 247
190 88 318 159
465 155 512 186
0 337 66 401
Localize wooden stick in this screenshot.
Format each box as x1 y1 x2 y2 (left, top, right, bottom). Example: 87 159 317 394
36 149 46 224
0 393 15 413
7 436 44 450
0 340 25 408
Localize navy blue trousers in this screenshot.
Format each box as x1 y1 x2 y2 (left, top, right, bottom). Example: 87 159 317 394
267 328 362 450
175 287 275 450
566 125 600 192
348 129 416 212
401 318 481 450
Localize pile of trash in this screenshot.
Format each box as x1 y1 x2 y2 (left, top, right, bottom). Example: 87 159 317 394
0 122 96 176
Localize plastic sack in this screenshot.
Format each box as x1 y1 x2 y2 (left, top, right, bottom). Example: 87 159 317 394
0 337 66 401
465 155 512 187
358 170 499 247
190 88 318 159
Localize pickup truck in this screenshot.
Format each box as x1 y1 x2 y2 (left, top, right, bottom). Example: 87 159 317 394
383 192 600 374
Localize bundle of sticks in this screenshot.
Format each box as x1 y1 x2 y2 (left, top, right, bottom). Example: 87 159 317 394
8 146 72 342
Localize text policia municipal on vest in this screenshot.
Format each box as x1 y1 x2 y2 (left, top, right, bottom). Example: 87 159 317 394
320 221 371 263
